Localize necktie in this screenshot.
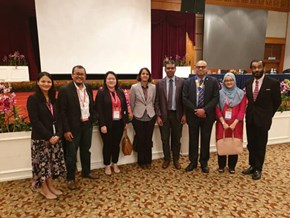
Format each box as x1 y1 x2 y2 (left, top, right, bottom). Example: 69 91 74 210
168 79 173 110
253 80 259 101
198 79 204 107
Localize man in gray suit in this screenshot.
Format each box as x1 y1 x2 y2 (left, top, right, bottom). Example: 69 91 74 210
183 60 219 173
155 60 186 170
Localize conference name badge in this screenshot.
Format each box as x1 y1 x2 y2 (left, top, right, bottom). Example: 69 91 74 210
225 108 232 120
113 108 121 120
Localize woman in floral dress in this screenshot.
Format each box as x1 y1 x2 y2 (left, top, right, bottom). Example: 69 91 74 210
27 72 66 199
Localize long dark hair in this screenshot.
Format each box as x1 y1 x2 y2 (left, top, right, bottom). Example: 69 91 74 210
103 71 119 89
35 72 56 104
136 67 152 82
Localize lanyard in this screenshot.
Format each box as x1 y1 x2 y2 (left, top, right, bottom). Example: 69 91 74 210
110 91 119 107
77 89 87 107
47 103 54 116
195 76 204 94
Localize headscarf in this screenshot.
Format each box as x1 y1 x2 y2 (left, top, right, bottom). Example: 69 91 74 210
219 72 244 110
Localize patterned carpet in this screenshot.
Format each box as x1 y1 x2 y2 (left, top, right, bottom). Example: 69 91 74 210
0 143 289 217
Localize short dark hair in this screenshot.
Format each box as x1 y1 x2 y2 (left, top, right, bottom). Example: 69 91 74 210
35 71 56 103
103 71 119 89
136 67 152 82
250 60 265 69
163 59 176 66
72 65 86 74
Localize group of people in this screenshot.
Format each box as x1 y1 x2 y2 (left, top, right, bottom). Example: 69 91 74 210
27 59 281 200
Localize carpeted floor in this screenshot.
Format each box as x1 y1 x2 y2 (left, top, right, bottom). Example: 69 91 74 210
0 143 289 217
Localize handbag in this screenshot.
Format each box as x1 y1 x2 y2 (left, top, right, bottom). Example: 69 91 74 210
216 130 243 155
121 129 133 156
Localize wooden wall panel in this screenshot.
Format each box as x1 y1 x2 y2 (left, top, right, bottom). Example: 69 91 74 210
206 0 290 12
151 0 181 11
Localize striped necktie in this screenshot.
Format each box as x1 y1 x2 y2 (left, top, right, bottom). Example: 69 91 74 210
198 79 204 107
253 80 259 101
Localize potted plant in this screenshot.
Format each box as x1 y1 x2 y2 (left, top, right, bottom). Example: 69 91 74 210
0 51 29 82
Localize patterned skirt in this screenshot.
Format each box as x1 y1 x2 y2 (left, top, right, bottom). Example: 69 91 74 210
31 139 66 189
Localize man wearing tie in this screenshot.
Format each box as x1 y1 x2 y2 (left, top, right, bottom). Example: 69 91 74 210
242 60 281 180
155 60 186 170
183 60 219 173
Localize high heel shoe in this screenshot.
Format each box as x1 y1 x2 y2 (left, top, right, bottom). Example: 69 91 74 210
105 166 112 176
39 190 57 200
113 164 120 173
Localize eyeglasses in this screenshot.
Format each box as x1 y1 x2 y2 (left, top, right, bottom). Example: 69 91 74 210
196 66 207 69
73 73 86 77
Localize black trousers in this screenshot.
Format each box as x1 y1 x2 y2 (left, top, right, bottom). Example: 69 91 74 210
100 120 124 166
159 111 183 162
65 121 93 181
218 154 238 169
246 122 268 171
188 118 214 167
132 116 156 165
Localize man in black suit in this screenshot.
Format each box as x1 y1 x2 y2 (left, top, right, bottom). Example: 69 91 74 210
242 60 281 180
183 60 219 173
58 65 98 190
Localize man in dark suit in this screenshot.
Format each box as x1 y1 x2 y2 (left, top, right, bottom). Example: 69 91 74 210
242 60 281 180
183 60 219 173
155 60 186 170
58 65 98 190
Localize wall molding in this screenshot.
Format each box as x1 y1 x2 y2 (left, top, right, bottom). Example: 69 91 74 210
206 0 290 12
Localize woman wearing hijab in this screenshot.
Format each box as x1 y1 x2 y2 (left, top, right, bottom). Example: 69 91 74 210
215 72 247 174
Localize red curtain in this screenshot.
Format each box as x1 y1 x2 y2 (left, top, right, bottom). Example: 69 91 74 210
0 0 39 80
151 10 195 79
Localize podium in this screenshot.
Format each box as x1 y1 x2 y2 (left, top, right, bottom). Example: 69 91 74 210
0 66 30 82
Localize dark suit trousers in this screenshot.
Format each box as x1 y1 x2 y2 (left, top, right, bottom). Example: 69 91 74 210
65 121 93 181
218 154 238 169
132 116 156 165
100 120 124 166
188 118 214 167
159 111 183 162
246 122 268 171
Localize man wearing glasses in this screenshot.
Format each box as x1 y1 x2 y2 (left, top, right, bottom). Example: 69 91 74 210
58 65 98 190
183 60 219 173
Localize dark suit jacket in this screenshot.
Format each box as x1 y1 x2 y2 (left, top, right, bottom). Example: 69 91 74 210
182 75 219 125
58 82 95 134
95 87 129 130
27 94 62 140
245 76 281 130
155 76 185 122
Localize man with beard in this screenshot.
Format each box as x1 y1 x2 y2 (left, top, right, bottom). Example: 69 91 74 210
242 60 281 180
58 65 98 190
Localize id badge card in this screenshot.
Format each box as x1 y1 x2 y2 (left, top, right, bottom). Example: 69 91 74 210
52 123 56 135
225 108 232 120
113 108 121 120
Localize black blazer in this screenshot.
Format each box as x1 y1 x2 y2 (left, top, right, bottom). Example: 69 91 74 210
58 82 95 134
182 75 219 125
95 87 129 130
245 76 281 130
27 94 62 140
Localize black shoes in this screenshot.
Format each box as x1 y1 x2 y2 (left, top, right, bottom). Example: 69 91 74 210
242 166 254 175
82 173 99 179
252 170 262 180
201 166 209 173
185 162 197 172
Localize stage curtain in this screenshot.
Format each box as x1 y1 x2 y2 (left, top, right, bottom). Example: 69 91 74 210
151 9 195 79
0 0 39 80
